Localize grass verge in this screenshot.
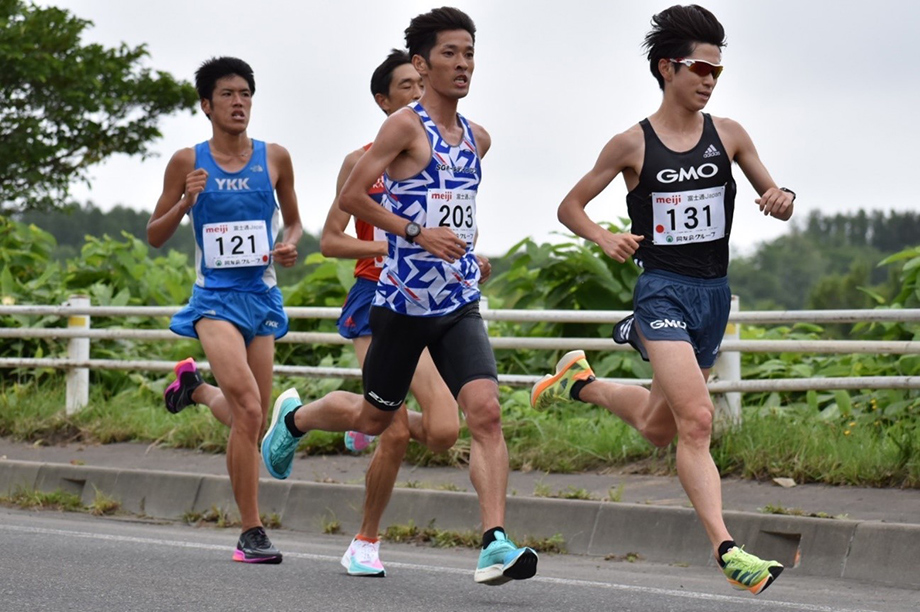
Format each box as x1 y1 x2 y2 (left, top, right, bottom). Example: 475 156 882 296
2 379 918 488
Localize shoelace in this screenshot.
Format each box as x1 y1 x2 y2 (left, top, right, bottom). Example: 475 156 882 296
725 547 760 571
355 541 378 563
248 528 272 550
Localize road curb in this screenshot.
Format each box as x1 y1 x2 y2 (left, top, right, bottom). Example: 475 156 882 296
2 460 916 586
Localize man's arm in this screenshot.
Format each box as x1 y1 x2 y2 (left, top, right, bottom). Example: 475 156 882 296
147 148 200 248
320 148 387 260
558 130 645 263
470 122 491 159
268 143 303 268
719 118 794 222
340 110 466 262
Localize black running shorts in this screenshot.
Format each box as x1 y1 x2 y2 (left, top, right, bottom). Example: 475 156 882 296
363 301 498 411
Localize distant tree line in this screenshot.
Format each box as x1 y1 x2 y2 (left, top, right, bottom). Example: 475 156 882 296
14 205 919 311
728 209 920 310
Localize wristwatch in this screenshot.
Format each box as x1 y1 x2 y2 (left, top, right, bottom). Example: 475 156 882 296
404 221 421 243
779 187 796 203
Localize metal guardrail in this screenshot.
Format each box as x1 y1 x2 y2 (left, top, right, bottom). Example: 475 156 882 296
2 302 919 415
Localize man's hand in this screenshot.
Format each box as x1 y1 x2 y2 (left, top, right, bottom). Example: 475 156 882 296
755 187 794 219
476 254 492 283
415 227 467 262
597 230 644 263
182 168 208 211
271 242 298 267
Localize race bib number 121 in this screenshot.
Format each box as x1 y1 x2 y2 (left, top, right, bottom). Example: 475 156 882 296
202 220 271 268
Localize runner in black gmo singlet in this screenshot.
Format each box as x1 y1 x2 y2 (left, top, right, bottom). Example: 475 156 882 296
531 4 795 597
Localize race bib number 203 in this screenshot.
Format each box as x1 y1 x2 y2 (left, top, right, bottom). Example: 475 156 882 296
426 189 476 244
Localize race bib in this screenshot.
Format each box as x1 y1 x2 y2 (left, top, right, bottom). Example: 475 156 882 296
202 220 271 268
373 226 386 268
651 185 726 245
426 189 476 244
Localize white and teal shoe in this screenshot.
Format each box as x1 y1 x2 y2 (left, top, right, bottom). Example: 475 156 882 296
473 531 538 586
261 388 302 480
340 537 386 577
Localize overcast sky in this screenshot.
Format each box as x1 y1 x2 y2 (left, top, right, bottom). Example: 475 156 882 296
47 0 920 257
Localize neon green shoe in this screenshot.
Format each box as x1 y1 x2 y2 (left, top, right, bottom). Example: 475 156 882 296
720 546 784 595
530 350 595 411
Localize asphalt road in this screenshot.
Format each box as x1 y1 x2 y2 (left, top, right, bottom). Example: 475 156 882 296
0 508 915 612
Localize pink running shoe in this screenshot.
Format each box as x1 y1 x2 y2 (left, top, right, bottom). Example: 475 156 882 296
164 357 204 414
344 431 376 452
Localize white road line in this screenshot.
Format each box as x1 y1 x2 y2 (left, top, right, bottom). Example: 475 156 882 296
0 524 881 612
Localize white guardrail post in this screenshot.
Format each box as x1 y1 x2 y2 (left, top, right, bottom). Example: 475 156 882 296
65 295 90 415
713 295 742 429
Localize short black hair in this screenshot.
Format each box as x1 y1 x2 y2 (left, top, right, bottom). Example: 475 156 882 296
404 6 476 63
642 5 726 90
194 56 256 101
370 49 412 98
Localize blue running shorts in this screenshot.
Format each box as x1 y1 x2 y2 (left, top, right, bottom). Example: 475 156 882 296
337 277 376 339
170 285 288 346
614 269 730 369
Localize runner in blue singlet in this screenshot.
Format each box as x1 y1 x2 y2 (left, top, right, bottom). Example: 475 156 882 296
147 57 302 565
531 5 795 597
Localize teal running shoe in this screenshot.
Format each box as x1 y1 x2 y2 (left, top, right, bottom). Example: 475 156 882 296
720 546 784 595
261 388 302 480
473 531 538 586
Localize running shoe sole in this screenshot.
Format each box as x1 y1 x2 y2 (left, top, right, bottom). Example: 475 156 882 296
474 548 539 586
530 349 587 408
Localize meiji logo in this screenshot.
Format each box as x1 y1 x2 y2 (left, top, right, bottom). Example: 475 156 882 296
264 319 279 329
204 225 229 234
650 318 687 330
656 163 719 184
430 192 452 202
215 178 251 190
368 391 402 408
703 144 721 158
654 194 682 206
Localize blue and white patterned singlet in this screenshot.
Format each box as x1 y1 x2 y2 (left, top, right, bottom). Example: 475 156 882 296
373 102 482 317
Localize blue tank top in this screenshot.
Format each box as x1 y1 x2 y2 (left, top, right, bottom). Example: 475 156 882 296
373 102 482 317
190 140 281 292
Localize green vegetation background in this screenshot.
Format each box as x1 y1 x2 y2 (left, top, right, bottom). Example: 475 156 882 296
2 211 919 487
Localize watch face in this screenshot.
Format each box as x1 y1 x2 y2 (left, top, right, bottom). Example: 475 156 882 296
406 222 420 237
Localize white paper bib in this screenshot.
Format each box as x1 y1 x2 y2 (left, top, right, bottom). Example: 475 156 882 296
201 219 271 268
651 185 726 245
426 189 476 244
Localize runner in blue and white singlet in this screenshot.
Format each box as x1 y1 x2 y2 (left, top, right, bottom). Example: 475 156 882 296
374 101 481 317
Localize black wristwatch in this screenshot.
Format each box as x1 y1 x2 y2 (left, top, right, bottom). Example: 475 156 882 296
779 187 796 203
404 221 421 243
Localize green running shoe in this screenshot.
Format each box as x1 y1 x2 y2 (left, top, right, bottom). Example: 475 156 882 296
261 388 302 480
720 546 784 595
474 531 538 586
530 350 595 411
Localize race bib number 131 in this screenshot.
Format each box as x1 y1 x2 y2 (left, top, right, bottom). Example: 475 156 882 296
651 185 726 245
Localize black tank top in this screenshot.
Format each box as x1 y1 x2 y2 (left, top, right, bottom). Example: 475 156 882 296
626 114 736 279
